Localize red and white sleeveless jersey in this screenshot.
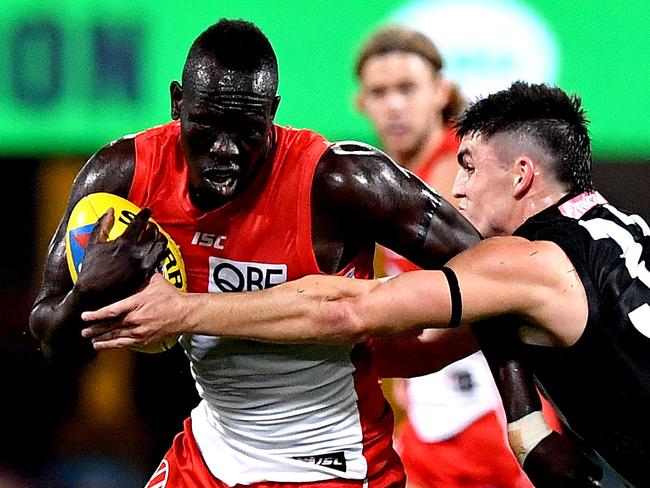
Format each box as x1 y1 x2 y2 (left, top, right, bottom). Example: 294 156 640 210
129 122 401 486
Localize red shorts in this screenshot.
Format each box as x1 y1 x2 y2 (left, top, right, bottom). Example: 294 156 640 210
145 418 405 488
395 412 533 488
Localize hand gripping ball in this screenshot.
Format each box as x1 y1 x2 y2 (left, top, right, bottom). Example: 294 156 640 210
65 192 186 353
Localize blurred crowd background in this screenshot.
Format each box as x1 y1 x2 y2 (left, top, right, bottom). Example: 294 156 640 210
1 0 649 486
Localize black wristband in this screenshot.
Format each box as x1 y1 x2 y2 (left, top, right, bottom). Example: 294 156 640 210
441 266 462 328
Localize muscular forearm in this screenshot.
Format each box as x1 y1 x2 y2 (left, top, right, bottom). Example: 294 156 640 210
183 275 375 342
187 271 459 342
498 359 544 420
30 288 96 362
471 318 542 420
81 274 376 346
83 271 455 348
470 319 554 468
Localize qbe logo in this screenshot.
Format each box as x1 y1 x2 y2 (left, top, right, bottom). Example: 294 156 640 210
209 257 287 293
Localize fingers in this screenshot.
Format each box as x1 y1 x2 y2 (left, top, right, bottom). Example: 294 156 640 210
81 322 115 339
81 294 138 324
139 219 159 244
82 319 144 349
93 337 139 350
142 233 169 273
81 307 140 347
121 208 152 240
90 328 141 350
121 209 168 273
88 208 115 245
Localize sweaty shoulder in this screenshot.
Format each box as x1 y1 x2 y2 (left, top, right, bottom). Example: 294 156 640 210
71 136 136 201
312 141 413 209
311 140 479 269
319 140 394 175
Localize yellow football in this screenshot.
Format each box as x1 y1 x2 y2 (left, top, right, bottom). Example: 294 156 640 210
65 192 186 353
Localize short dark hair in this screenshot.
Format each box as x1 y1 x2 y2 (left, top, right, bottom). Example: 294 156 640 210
456 81 594 193
355 25 466 124
183 19 278 95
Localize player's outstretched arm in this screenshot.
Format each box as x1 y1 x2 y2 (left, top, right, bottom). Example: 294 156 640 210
82 265 476 348
82 269 460 348
82 235 584 350
81 272 380 348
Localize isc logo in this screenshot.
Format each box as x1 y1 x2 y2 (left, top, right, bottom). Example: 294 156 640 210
208 257 287 293
192 231 227 249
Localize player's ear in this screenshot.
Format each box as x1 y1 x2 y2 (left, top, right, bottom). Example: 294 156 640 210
434 77 453 108
355 91 367 114
513 157 535 199
170 81 183 120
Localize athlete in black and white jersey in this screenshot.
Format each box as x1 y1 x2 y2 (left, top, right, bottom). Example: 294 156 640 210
508 191 650 487
83 82 647 487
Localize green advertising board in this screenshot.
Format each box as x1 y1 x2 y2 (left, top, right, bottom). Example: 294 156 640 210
1 0 649 159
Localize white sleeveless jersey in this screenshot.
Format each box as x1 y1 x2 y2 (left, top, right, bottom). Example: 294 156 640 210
181 335 369 485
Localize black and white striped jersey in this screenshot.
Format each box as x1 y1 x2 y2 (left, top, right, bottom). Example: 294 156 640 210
514 191 650 487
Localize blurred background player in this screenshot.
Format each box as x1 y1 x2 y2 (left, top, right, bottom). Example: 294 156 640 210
355 26 533 488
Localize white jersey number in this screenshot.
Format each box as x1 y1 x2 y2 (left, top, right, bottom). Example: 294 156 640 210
579 205 650 338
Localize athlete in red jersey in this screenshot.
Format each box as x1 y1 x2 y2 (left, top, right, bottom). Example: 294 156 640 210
355 26 531 488
30 19 479 488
